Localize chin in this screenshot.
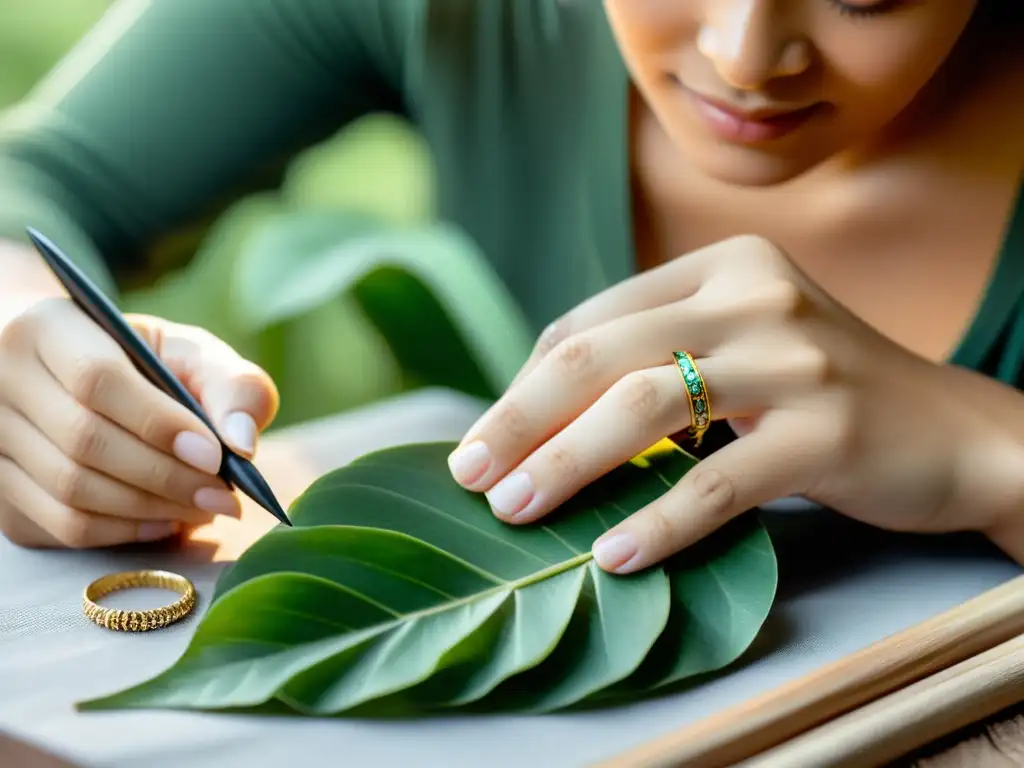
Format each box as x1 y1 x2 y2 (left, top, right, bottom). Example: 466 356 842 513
677 135 830 188
655 107 845 188
689 150 819 188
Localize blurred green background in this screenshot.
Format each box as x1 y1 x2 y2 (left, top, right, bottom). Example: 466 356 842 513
0 0 533 430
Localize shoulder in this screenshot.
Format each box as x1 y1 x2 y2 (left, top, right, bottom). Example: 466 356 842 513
414 0 613 73
409 0 620 112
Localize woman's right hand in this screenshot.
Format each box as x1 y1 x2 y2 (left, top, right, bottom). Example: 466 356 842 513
0 297 280 549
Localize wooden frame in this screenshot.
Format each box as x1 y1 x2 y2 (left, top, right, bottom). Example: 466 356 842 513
597 574 1024 767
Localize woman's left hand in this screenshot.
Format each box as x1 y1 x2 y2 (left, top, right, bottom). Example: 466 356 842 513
447 235 1024 573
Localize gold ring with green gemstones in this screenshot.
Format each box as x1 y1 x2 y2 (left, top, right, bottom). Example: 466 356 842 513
672 351 711 447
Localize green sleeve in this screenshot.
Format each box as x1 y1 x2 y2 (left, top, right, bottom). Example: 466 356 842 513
0 0 421 295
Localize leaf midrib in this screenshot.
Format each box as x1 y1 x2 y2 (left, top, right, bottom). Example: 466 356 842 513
195 552 597 666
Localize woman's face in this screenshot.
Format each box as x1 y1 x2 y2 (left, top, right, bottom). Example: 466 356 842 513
605 0 979 186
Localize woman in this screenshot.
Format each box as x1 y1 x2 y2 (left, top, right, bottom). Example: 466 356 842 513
0 0 1020 571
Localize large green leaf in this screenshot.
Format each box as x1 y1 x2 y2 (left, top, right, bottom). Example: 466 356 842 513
77 442 777 716
232 212 535 399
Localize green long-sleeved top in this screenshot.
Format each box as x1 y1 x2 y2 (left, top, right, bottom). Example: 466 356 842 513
1 0 1023 387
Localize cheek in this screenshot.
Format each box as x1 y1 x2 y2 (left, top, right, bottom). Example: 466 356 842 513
820 13 975 122
604 0 700 70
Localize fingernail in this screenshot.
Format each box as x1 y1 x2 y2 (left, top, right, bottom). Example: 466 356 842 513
222 411 257 455
137 521 181 542
448 441 492 486
593 533 640 573
486 472 535 518
194 487 242 518
173 432 221 474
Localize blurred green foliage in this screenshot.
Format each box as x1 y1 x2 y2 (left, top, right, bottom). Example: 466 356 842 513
1 0 532 430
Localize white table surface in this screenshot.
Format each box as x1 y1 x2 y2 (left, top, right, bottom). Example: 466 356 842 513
1 388 1020 768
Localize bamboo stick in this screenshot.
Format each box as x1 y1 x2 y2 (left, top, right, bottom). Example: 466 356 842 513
596 573 1024 768
740 634 1024 767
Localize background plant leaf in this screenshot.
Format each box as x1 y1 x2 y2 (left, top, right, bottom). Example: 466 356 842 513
232 212 536 399
77 442 776 717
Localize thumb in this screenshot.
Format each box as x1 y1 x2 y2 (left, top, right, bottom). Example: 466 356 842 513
130 315 280 458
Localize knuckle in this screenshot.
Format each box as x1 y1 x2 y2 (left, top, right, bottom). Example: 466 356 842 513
0 509 38 548
0 312 35 350
727 234 788 267
792 345 830 386
551 334 597 378
63 409 106 464
719 279 804 329
53 509 95 549
135 409 175 446
0 301 59 353
806 392 856 465
614 371 665 423
493 401 530 441
533 318 570 358
0 524 35 548
759 279 803 318
643 504 680 545
233 366 280 419
52 461 89 507
545 446 581 486
145 459 181 499
68 355 125 405
828 393 857 452
0 455 19 495
687 467 737 521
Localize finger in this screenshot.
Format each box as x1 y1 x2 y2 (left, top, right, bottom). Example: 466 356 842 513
139 319 280 458
591 406 840 574
34 304 225 475
485 344 827 524
483 366 694 524
0 457 182 549
452 293 810 492
0 496 59 549
4 364 241 516
0 405 223 526
453 307 719 490
507 235 785 388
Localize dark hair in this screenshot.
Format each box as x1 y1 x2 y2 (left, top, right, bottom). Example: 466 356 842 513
973 2 1022 43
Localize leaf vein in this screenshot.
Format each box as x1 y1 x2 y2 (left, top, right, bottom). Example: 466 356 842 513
299 481 551 568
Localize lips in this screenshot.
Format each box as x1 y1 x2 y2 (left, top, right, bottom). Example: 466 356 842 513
673 79 824 144
699 93 818 123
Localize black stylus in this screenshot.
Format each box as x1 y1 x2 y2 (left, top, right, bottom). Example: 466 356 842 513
25 226 292 527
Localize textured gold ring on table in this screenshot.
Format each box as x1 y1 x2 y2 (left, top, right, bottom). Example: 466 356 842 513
672 351 712 447
82 570 196 632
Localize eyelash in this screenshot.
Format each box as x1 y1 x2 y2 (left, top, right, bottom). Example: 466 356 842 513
826 0 895 18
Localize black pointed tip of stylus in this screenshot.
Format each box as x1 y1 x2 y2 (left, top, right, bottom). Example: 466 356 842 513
260 490 292 527
250 486 291 527
273 504 294 527
253 488 291 527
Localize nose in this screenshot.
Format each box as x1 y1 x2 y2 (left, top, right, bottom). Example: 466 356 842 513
697 0 810 90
